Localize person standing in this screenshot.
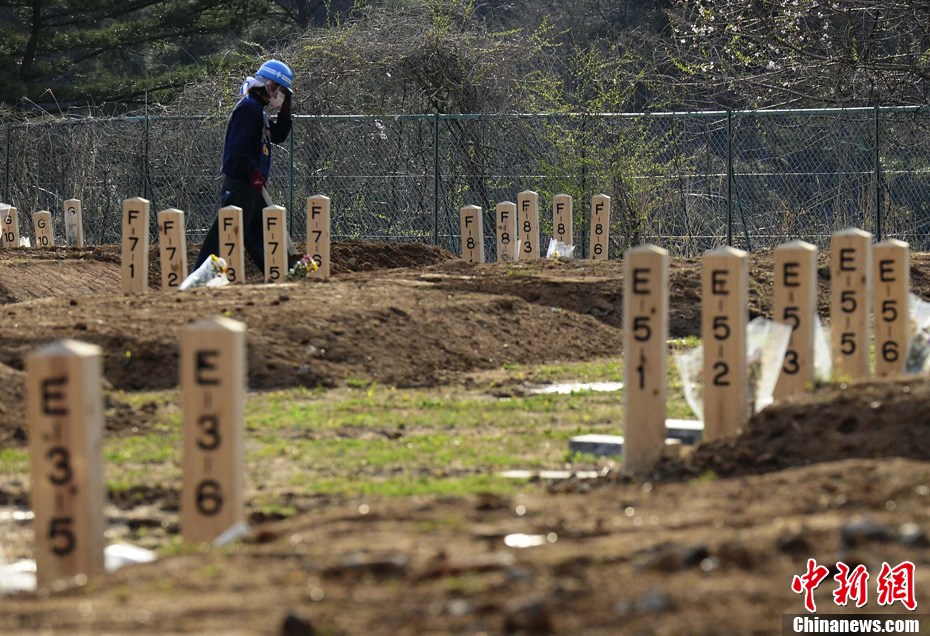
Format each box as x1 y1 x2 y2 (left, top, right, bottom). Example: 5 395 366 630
192 59 294 274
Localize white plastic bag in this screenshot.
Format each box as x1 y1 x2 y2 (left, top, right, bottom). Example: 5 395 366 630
905 293 930 373
179 254 229 290
546 238 574 260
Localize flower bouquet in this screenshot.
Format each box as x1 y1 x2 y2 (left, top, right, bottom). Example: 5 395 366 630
285 254 320 281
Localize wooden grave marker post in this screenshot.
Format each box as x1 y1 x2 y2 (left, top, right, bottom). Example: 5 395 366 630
830 228 872 380
701 246 749 440
121 197 150 294
517 190 539 260
158 209 187 290
496 201 517 262
2 205 19 247
218 206 245 284
180 316 246 543
552 193 573 247
26 339 105 587
873 239 910 378
460 205 485 263
773 241 818 399
622 244 669 473
63 199 84 247
306 195 332 278
590 194 611 261
34 211 54 247
263 205 288 283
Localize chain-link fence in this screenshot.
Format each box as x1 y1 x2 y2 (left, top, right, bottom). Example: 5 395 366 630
3 106 930 258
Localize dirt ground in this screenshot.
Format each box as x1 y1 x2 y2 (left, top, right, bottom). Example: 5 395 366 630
1 243 930 635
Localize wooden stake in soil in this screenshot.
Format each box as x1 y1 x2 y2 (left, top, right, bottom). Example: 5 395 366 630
34 211 54 247
218 206 245 284
460 205 485 263
1 205 20 247
157 209 187 290
872 239 910 378
180 316 246 543
517 190 539 260
306 195 332 278
773 240 818 399
63 199 84 247
496 201 517 262
622 244 668 473
26 339 105 587
590 194 611 261
552 193 573 247
121 197 150 295
830 228 872 380
263 205 288 283
701 246 749 440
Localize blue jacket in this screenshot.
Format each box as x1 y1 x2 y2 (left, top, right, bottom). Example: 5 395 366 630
220 92 292 183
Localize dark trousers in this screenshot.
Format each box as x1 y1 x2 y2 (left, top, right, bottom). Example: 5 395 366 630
193 176 267 273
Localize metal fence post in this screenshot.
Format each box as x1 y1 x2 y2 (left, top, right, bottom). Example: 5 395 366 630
874 105 882 241
289 126 295 235
4 117 10 203
726 109 733 246
433 112 440 245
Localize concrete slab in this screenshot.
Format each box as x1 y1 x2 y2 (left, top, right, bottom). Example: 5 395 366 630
568 420 704 457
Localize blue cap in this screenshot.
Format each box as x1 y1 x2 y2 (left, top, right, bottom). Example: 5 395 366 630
256 59 294 93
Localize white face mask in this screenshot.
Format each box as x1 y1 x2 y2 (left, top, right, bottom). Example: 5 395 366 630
268 87 284 110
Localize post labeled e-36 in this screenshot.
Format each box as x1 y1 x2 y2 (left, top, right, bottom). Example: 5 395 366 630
26 339 105 587
180 316 246 543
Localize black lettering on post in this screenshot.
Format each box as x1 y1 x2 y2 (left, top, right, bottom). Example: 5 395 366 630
879 259 896 283
632 268 651 295
195 351 220 385
42 376 69 416
311 205 322 219
782 261 800 287
266 216 278 231
711 270 729 295
465 215 474 227
162 219 174 235
839 247 856 271
222 217 233 231
128 209 139 224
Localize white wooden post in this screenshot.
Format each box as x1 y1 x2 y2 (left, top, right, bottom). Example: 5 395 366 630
552 193 572 246
306 195 332 278
873 239 909 378
180 317 246 543
218 206 245 285
460 205 485 263
516 190 539 260
622 244 668 473
26 340 105 587
121 197 150 295
33 211 54 248
496 201 517 262
590 194 610 260
157 209 187 290
773 241 818 399
830 228 872 380
2 205 20 247
701 247 749 440
263 205 288 283
63 199 84 247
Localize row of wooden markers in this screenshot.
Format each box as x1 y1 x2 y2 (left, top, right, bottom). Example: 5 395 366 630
621 228 909 473
0 197 335 288
458 192 612 262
